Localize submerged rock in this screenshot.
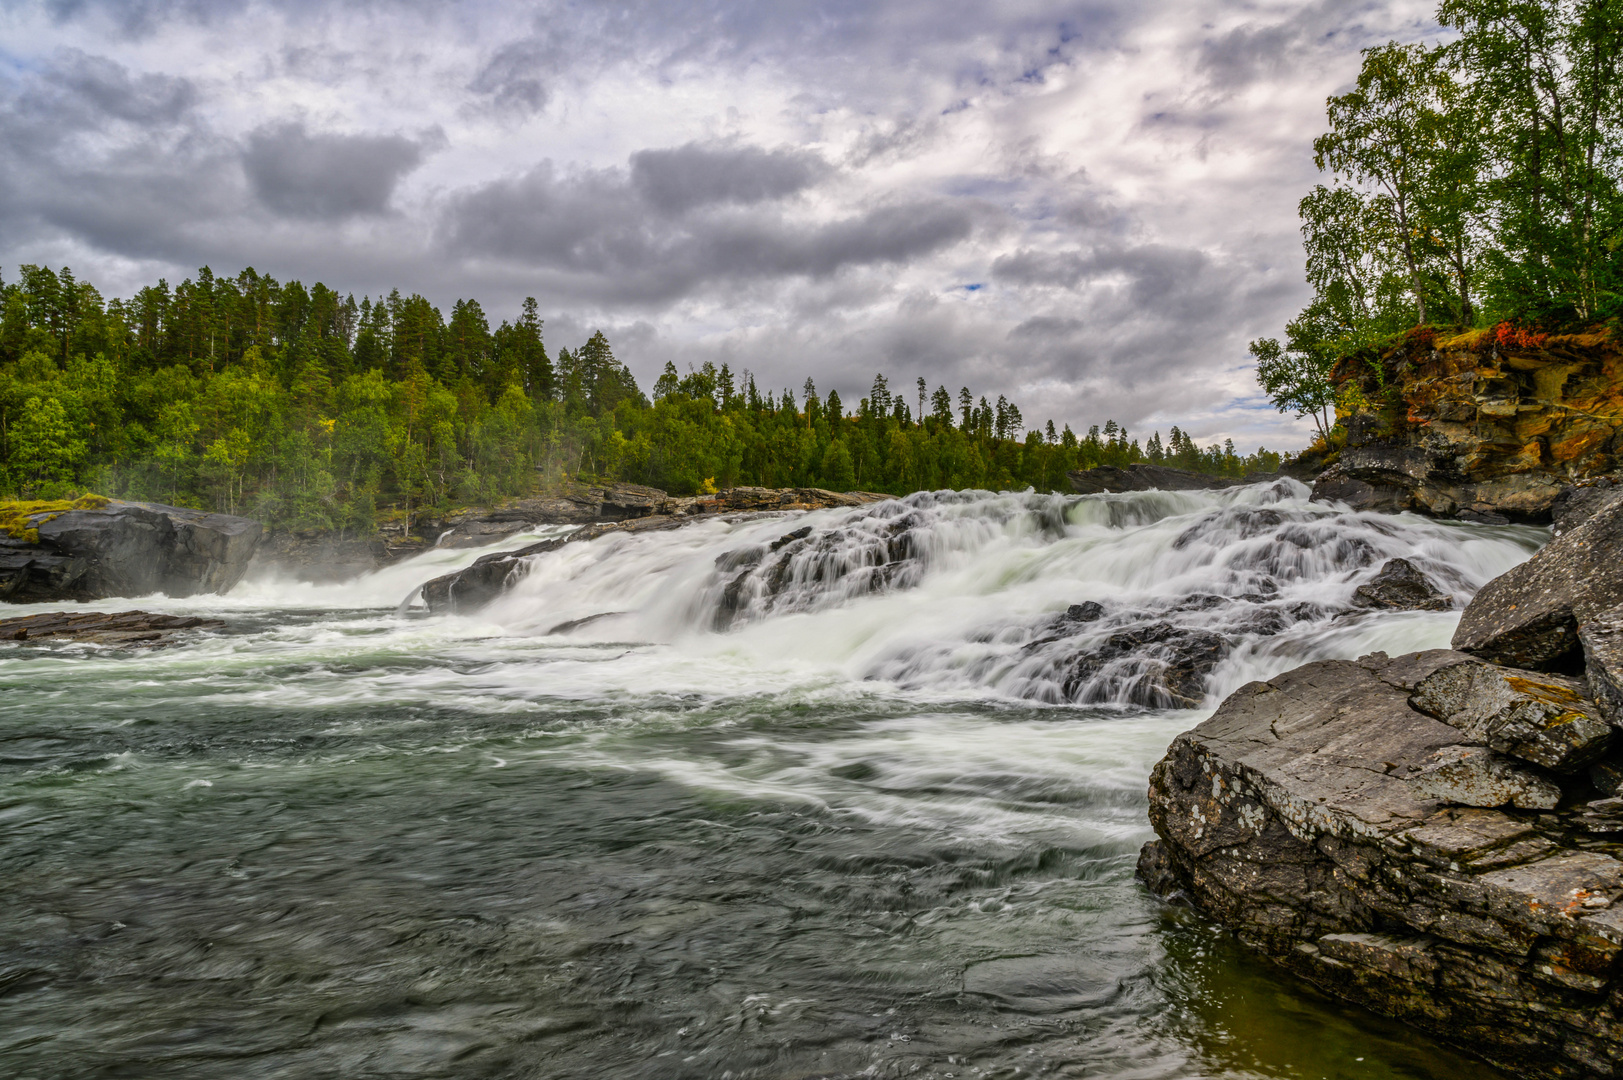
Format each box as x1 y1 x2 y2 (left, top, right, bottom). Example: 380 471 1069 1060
0 609 226 647
1352 556 1453 611
419 516 686 615
0 499 261 603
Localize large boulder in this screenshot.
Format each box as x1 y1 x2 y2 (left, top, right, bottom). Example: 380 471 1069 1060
1142 648 1623 1078
1453 495 1623 670
1352 556 1452 611
1410 657 1612 771
0 499 261 603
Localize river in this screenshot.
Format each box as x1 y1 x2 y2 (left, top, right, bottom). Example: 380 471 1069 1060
0 481 1539 1078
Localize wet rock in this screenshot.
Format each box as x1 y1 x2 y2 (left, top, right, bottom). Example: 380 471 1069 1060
1581 602 1623 727
1352 557 1452 611
1141 646 1623 1079
1453 496 1623 671
0 500 261 603
0 609 226 647
1064 601 1105 623
1059 622 1229 708
1410 658 1612 772
1407 745 1562 809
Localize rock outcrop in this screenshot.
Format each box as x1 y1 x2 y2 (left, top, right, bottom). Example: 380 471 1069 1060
1311 325 1622 522
1141 486 1623 1077
0 499 261 603
1452 493 1623 671
0 609 226 647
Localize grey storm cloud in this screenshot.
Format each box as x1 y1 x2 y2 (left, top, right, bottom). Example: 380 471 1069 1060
242 122 430 220
629 143 829 214
441 151 977 299
468 39 553 115
1 0 1439 448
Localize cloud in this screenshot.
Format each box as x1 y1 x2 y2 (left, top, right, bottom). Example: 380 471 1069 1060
241 121 429 220
629 142 828 214
440 153 978 300
0 0 1439 450
468 39 553 115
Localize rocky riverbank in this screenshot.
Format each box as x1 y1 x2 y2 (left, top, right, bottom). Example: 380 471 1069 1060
1140 476 1623 1076
0 498 261 604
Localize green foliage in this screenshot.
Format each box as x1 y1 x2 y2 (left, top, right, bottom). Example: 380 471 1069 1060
0 263 1287 531
1261 0 1623 418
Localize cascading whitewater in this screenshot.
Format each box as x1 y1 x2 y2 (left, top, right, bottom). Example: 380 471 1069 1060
479 479 1543 710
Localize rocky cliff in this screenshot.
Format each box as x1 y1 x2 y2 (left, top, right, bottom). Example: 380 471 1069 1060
1140 486 1623 1077
1312 325 1621 522
0 498 261 603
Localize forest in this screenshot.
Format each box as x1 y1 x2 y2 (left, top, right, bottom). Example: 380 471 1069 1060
1254 0 1623 439
0 263 1280 532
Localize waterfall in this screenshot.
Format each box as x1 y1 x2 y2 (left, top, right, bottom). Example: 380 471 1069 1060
478 480 1543 710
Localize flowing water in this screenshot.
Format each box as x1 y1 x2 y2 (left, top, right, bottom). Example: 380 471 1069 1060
0 482 1541 1079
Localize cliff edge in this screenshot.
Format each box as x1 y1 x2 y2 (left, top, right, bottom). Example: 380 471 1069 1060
1312 325 1620 522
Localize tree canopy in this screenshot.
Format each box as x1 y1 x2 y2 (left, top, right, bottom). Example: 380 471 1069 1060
1255 0 1623 432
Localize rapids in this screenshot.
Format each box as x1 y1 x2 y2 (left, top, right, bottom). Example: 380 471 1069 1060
0 482 1534 1079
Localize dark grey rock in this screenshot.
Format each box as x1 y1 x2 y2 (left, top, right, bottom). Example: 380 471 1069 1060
1410 658 1612 772
1581 602 1623 727
1551 480 1623 536
0 609 226 647
1453 495 1623 670
1143 648 1623 1079
1065 601 1105 623
0 501 261 603
1353 557 1452 612
419 517 684 615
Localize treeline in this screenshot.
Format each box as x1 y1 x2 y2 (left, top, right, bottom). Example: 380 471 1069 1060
1254 0 1623 439
0 263 1284 532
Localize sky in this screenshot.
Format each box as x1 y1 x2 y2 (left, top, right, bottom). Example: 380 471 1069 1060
0 0 1443 451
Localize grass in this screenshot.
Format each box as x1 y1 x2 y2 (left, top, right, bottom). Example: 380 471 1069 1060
0 494 111 543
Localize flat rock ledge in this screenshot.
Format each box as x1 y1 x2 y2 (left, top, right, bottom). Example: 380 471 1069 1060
0 610 226 647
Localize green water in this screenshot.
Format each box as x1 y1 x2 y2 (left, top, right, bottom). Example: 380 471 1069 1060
0 487 1531 1078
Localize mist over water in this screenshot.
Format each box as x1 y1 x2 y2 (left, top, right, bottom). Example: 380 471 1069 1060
0 483 1535 1079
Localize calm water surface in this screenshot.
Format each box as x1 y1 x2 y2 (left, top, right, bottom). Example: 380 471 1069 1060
0 485 1535 1078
